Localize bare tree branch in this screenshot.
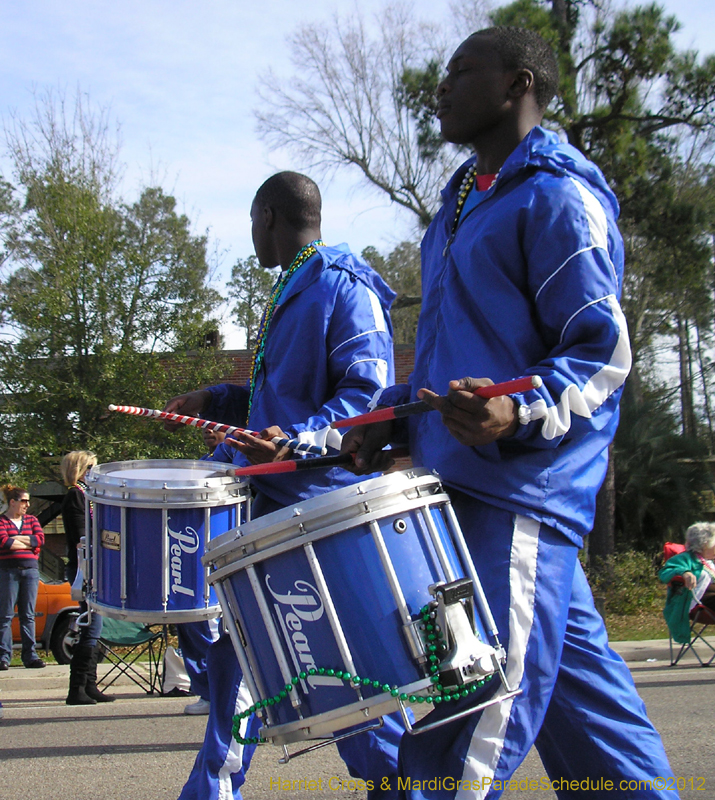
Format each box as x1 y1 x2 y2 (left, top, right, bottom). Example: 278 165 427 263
254 4 463 228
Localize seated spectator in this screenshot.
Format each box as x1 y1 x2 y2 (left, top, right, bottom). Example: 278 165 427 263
659 521 715 644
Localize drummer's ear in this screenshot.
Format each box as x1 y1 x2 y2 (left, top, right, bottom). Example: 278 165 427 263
263 206 275 231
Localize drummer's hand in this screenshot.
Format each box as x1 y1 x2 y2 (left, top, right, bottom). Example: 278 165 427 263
418 377 518 447
340 420 395 475
225 426 291 465
162 389 211 432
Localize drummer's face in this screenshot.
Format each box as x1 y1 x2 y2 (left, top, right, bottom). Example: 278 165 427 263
202 427 225 450
250 198 278 269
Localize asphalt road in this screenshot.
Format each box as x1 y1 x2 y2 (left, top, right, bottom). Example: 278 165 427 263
0 639 713 800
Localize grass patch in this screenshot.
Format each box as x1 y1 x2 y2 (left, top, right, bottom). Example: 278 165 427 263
8 652 52 667
587 549 671 641
605 609 668 641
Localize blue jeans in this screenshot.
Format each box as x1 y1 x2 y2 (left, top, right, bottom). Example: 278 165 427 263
0 566 40 665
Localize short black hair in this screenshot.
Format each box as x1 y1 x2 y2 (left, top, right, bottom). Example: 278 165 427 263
254 171 321 231
471 27 559 111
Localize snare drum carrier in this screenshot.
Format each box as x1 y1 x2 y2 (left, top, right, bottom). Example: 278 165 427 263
205 469 517 754
85 460 250 624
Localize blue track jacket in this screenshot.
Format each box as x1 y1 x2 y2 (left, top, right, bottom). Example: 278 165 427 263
208 243 395 509
378 127 630 545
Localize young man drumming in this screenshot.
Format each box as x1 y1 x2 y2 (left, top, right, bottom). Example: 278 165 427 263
165 171 404 800
344 27 677 799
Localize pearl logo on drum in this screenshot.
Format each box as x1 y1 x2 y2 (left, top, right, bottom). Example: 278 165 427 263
167 517 200 597
265 577 325 622
265 575 341 691
100 529 121 551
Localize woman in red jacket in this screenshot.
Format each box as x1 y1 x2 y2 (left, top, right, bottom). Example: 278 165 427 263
0 485 46 669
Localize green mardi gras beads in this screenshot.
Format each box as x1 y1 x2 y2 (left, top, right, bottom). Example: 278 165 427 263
229 600 495 747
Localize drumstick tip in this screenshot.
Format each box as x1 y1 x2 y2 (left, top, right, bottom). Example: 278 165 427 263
108 404 117 411
531 375 543 390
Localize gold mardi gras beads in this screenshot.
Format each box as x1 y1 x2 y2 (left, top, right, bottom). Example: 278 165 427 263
442 163 477 257
247 240 325 417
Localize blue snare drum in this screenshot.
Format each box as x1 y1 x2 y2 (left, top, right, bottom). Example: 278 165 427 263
205 469 508 747
85 460 250 624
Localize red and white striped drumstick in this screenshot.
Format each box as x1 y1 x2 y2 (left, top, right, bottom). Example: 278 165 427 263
230 447 410 476
107 404 328 456
330 376 543 429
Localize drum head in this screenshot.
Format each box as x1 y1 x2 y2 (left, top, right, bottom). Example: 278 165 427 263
88 459 249 506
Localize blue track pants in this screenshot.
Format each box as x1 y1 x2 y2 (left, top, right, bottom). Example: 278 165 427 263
395 493 677 800
177 618 220 702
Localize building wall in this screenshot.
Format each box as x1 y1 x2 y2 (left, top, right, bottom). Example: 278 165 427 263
212 345 415 387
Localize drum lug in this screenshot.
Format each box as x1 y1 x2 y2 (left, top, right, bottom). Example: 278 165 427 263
428 579 500 690
403 620 429 663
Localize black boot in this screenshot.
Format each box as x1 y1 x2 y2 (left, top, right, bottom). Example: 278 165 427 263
85 644 115 703
66 644 97 706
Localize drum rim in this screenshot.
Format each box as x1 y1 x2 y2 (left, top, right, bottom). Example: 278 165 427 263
89 458 244 486
206 468 442 565
87 599 223 624
255 676 433 745
205 490 453 582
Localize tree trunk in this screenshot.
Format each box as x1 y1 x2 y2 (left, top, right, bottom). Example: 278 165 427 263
589 446 616 597
695 321 714 452
678 315 696 437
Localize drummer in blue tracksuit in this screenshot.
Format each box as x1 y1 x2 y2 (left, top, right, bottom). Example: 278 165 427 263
343 27 678 799
163 171 403 800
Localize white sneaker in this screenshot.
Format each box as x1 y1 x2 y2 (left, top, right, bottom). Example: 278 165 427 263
184 698 210 716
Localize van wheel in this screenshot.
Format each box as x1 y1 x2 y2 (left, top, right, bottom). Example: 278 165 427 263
50 612 80 664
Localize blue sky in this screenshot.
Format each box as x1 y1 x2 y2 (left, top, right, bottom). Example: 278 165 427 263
2 0 713 347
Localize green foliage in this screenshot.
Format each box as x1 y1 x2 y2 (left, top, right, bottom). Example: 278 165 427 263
614 387 713 550
0 349 230 484
226 255 276 349
399 60 446 162
587 550 665 616
0 92 224 480
362 242 421 345
621 152 714 368
119 187 223 352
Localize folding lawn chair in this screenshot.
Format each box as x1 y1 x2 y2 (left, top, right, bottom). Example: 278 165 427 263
96 617 167 694
668 580 715 667
663 542 715 667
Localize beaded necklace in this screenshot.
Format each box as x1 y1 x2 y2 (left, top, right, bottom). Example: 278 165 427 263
441 163 498 257
74 480 93 518
442 163 477 257
247 239 325 417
